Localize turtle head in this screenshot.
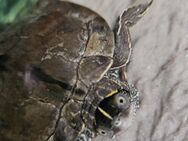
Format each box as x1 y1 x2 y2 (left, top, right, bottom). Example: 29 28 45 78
81 76 139 138
94 85 131 137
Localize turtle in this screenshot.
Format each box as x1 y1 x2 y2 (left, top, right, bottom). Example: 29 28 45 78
0 0 152 141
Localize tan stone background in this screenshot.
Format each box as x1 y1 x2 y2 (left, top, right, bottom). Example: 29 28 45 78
63 0 188 141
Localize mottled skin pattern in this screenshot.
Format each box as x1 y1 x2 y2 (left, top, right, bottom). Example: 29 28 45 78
0 0 152 141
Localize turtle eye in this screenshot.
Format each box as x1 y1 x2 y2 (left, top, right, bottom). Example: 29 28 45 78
104 89 130 110
114 93 130 109
106 91 130 111
118 96 126 105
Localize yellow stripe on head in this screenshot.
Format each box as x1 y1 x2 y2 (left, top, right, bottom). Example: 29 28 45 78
98 107 113 120
105 89 118 98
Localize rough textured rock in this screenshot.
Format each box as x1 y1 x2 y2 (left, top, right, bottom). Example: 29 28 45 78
64 0 188 141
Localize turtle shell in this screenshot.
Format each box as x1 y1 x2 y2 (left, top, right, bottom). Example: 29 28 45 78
0 1 118 141
0 0 150 139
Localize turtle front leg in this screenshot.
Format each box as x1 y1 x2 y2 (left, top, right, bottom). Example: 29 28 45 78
112 0 153 69
119 0 153 27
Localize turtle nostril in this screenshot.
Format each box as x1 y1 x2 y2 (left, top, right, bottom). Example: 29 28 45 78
101 131 106 134
113 116 121 127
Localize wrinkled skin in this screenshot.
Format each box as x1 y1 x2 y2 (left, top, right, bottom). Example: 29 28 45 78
0 0 152 141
